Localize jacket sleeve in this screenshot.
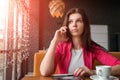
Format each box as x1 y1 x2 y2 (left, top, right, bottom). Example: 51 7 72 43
94 46 120 66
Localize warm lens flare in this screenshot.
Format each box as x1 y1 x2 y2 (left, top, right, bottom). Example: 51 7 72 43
0 0 9 29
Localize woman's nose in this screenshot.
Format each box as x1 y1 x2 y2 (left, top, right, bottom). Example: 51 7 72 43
72 21 77 27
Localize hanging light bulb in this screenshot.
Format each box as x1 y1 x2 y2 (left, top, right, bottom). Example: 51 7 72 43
49 0 65 18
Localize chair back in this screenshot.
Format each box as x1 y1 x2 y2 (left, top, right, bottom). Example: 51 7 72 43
33 50 46 76
33 50 58 76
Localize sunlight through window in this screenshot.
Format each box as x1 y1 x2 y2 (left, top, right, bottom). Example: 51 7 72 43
0 0 9 50
0 0 9 29
0 0 9 79
0 0 30 79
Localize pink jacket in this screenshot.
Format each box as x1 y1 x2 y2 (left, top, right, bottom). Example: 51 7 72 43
54 41 120 74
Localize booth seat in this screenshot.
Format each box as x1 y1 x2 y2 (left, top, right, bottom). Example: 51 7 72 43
33 50 120 76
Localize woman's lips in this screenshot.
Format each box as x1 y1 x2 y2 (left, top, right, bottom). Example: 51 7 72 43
71 29 78 32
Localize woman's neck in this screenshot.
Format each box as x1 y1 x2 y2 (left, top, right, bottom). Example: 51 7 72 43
72 37 82 49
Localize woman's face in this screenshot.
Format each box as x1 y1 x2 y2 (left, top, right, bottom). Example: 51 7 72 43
68 13 84 37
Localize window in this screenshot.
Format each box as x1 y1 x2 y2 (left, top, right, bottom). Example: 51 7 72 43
0 0 30 80
0 0 9 79
91 25 108 50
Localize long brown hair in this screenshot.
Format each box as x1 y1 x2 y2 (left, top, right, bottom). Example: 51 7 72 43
63 8 93 51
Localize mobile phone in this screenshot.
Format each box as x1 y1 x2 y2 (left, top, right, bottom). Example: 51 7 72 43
66 28 70 38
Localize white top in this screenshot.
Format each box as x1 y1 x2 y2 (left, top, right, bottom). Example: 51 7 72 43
68 48 84 74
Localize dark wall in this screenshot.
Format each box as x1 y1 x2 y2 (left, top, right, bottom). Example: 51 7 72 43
28 0 40 72
39 0 120 51
39 0 64 49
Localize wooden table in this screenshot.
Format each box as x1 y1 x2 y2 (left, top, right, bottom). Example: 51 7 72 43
21 76 90 80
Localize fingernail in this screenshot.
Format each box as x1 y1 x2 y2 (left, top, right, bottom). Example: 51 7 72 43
73 73 77 76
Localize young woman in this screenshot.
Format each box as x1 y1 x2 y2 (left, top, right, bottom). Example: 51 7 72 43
40 8 120 77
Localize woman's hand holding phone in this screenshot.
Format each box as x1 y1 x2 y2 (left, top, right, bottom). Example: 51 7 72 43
53 26 69 43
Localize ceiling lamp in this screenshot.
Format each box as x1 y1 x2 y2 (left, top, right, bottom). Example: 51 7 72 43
49 0 65 18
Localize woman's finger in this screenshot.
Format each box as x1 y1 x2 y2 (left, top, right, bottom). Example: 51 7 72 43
79 70 86 76
73 67 79 75
74 68 83 76
60 26 67 33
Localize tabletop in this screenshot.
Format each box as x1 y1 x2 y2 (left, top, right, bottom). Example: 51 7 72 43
21 75 120 80
21 75 91 80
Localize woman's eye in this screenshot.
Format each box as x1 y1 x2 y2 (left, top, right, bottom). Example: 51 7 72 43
77 19 82 23
68 21 72 24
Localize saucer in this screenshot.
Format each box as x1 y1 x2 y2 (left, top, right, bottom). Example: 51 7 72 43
90 75 119 80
